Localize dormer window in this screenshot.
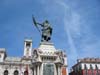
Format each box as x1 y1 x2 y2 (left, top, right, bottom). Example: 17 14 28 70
84 64 87 70
90 64 93 70
95 64 98 70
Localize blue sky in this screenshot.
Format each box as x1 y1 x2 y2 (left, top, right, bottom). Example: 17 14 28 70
0 0 100 70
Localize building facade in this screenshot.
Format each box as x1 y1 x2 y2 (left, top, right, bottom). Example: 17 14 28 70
69 58 100 75
0 39 68 75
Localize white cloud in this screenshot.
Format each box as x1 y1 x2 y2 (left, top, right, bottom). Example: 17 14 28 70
56 0 100 69
56 1 80 68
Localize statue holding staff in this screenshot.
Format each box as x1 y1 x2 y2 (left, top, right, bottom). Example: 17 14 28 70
32 16 52 42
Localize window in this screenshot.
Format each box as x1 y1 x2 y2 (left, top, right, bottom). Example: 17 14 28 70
84 64 87 70
4 70 8 75
26 43 30 47
90 64 93 70
90 64 93 75
84 64 87 75
95 65 98 70
79 65 81 71
95 65 99 75
14 70 19 75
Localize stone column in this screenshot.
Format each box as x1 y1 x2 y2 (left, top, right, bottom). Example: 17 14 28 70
60 67 62 75
34 66 36 75
40 64 43 75
56 66 58 75
58 66 61 75
54 64 57 75
37 65 40 75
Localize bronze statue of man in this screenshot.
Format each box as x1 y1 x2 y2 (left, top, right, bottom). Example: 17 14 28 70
32 16 52 42
41 20 52 42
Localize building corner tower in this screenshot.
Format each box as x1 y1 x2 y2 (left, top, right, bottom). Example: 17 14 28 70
24 39 32 58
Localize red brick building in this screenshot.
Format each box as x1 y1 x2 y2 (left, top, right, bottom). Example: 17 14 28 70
69 58 100 75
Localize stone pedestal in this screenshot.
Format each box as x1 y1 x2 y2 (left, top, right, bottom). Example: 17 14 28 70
32 42 68 75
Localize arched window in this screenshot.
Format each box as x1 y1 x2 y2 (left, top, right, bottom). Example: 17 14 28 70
4 70 8 75
24 71 28 75
14 70 19 75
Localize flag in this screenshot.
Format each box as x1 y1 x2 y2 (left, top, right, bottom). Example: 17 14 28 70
32 15 37 26
32 15 41 33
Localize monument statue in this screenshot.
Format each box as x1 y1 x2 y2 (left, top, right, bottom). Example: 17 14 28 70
32 16 52 42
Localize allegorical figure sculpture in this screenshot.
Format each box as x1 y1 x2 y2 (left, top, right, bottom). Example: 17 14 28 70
32 16 52 42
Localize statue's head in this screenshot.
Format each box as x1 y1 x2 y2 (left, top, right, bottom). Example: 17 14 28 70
45 20 49 23
43 20 49 26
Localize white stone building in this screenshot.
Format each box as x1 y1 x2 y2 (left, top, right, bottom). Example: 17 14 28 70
0 39 68 75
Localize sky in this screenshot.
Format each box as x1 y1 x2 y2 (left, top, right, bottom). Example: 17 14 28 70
0 0 100 71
